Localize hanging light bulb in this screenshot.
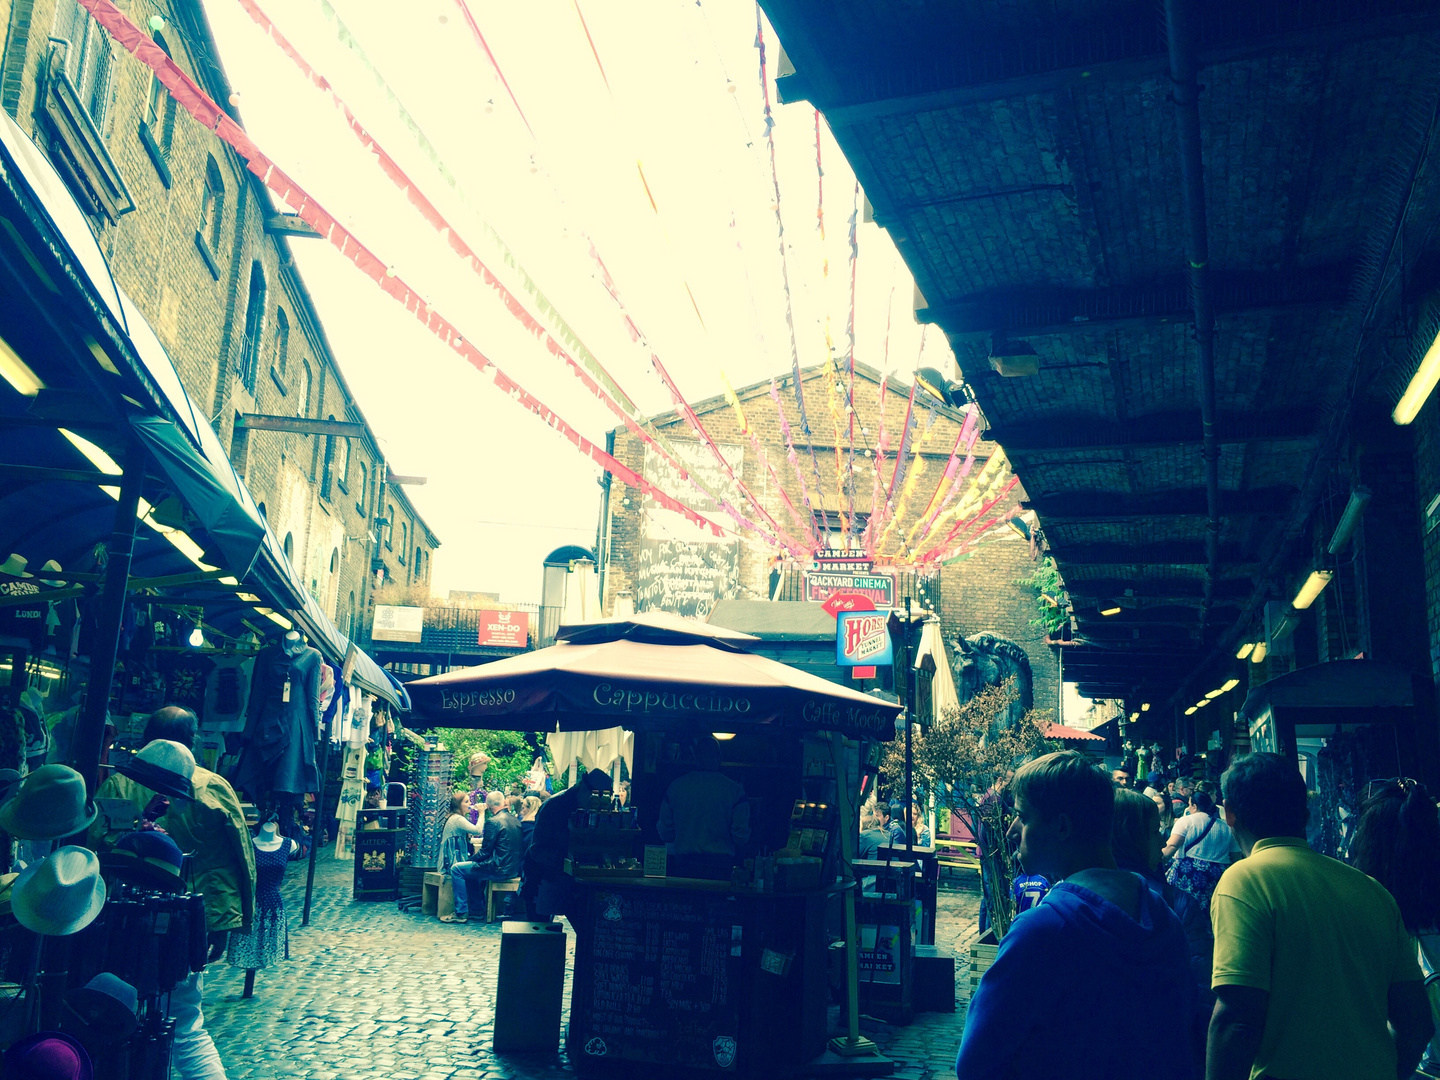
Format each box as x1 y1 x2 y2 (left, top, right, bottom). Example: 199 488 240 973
148 15 166 31
188 620 205 649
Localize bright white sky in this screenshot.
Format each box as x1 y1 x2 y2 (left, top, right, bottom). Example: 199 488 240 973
202 0 953 603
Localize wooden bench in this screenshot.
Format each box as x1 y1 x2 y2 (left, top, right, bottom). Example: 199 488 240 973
933 839 982 876
485 878 522 923
422 871 454 918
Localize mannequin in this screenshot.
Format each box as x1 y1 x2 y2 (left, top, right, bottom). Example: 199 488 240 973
233 632 323 819
228 816 300 998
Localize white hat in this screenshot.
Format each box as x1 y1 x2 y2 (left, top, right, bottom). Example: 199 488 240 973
0 553 30 578
0 765 96 841
116 740 194 801
12 847 106 936
39 559 63 587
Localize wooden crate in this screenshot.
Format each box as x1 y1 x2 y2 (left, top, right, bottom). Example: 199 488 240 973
968 930 998 993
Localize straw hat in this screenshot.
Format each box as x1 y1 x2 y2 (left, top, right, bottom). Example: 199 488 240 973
0 764 96 840
12 847 106 937
63 972 139 1045
100 829 185 893
116 740 195 801
3 1031 92 1080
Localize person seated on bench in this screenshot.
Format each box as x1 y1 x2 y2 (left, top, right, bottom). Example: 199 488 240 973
441 791 522 924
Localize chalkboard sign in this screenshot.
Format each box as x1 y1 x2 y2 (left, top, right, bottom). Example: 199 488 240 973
636 442 744 619
573 889 743 1072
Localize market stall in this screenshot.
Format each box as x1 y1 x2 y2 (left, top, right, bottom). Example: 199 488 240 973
408 612 903 1077
1238 658 1434 858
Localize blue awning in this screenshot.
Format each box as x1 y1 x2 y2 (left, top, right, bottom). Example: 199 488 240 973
0 109 401 710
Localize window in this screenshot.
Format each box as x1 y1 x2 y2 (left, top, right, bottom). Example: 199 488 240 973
415 547 423 578
386 504 395 549
200 158 225 254
400 522 408 562
347 591 356 638
282 532 294 562
51 0 114 131
238 264 266 391
330 548 339 574
270 307 290 381
143 32 178 161
297 362 312 418
337 426 350 491
356 461 368 515
320 415 336 501
255 502 266 521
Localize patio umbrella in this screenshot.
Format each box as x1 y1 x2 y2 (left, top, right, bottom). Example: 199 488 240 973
406 616 900 741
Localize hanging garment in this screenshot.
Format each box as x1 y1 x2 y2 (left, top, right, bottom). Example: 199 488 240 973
232 642 322 799
203 655 254 732
226 839 298 970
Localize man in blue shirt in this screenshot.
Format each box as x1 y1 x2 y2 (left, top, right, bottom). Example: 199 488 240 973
956 750 1194 1080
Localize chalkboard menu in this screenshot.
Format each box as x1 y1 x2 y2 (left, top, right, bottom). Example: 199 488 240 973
573 888 743 1072
636 442 744 618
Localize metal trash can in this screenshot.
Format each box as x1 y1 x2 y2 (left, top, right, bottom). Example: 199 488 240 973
493 921 567 1052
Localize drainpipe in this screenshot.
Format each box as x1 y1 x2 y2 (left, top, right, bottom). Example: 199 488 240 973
1166 0 1221 623
596 429 616 610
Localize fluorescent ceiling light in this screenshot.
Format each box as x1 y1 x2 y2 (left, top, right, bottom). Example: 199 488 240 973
1184 706 1197 715
0 334 44 396
1291 570 1334 610
1393 327 1440 424
1141 703 1150 712
712 732 736 741
1221 678 1239 693
1195 698 1211 708
1235 642 1254 660
60 429 122 475
1327 487 1372 555
1205 688 1225 699
1099 605 1122 617
1251 641 1267 663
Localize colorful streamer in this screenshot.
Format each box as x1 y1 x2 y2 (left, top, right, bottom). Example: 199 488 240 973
452 0 533 136
77 0 731 539
238 0 790 546
722 373 817 548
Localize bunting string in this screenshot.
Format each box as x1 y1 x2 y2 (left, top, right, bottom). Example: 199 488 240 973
844 182 860 547
876 400 938 559
758 11 829 539
77 0 732 539
904 405 980 551
242 0 790 547
722 373 817 546
863 371 889 557
771 378 825 545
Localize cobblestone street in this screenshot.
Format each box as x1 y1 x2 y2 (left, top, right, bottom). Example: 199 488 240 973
204 851 977 1080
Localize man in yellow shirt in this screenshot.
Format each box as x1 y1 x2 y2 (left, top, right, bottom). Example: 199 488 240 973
1207 752 1429 1080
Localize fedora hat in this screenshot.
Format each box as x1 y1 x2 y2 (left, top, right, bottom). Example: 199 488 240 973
63 972 138 1045
0 553 32 578
101 829 185 893
0 870 18 914
116 740 194 801
4 1031 92 1080
12 847 106 937
0 765 96 840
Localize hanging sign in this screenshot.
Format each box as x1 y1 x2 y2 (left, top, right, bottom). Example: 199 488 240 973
813 548 874 574
837 611 893 668
478 610 529 648
806 571 894 608
821 591 877 619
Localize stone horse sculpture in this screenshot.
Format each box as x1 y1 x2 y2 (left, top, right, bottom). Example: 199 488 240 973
951 632 1033 728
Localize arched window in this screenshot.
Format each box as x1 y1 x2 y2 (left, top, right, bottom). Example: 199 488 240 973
297 362 312 418
337 424 350 491
239 263 266 391
386 504 395 549
143 32 178 160
320 414 336 501
347 591 356 638
400 521 409 562
415 547 423 578
200 158 225 254
255 502 266 521
356 461 368 515
271 307 289 380
282 532 294 562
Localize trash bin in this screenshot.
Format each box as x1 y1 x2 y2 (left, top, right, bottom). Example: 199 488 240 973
493 921 567 1052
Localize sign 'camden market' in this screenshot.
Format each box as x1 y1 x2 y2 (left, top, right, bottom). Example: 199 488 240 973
804 548 895 607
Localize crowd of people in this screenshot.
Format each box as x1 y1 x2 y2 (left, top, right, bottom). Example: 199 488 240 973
957 750 1435 1080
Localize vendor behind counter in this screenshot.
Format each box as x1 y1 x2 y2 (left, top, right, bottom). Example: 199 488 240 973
657 736 751 880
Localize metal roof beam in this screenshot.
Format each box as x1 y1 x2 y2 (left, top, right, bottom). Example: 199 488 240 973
991 410 1313 453
916 264 1350 335
774 1 1440 117
1025 486 1294 519
1065 577 1251 600
1056 542 1250 565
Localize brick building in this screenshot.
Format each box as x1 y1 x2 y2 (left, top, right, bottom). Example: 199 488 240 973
0 0 438 641
598 362 1060 710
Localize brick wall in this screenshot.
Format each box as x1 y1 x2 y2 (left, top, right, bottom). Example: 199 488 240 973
0 0 438 641
601 364 1059 706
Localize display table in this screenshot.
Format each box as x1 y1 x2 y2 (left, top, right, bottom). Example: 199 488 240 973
567 877 841 1078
